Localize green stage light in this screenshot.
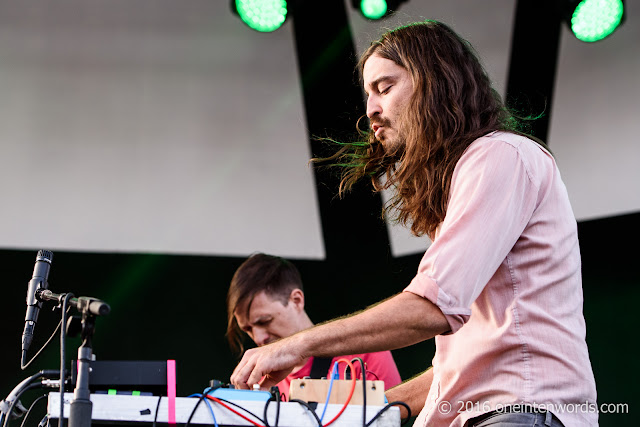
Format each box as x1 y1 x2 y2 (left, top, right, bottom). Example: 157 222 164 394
235 0 288 33
569 0 625 42
352 0 406 21
361 0 388 20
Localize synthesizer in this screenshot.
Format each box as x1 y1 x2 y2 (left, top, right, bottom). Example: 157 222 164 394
47 391 401 426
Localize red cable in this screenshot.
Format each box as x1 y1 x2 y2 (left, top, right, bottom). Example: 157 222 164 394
205 358 357 427
322 358 357 427
206 396 265 427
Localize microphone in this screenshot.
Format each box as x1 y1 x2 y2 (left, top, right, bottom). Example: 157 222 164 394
21 250 53 357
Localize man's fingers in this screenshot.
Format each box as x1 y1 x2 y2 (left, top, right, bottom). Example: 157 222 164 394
230 340 300 390
247 363 267 388
230 350 258 389
232 366 256 389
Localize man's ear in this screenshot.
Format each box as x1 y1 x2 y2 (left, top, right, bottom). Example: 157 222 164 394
289 288 305 311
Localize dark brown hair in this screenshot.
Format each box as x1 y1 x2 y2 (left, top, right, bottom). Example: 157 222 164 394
324 21 528 238
226 253 303 354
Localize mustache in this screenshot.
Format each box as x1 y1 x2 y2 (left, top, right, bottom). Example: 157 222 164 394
370 116 392 130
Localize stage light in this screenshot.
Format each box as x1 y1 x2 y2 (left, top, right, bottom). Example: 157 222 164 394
360 0 387 20
351 0 407 20
233 0 288 33
564 0 625 42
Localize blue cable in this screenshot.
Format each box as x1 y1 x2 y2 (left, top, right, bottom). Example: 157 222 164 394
203 398 219 427
202 387 219 427
185 388 218 427
319 361 339 423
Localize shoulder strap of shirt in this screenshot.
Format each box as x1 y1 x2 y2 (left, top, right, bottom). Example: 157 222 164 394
309 357 333 379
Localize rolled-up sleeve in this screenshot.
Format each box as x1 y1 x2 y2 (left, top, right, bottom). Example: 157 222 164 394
404 136 540 334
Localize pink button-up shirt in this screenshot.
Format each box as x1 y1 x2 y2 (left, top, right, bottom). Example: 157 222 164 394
405 132 597 426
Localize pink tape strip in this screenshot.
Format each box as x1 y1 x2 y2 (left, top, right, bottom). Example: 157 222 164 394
167 360 177 425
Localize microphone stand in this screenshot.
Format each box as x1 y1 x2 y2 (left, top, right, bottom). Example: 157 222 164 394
37 291 110 427
69 311 95 427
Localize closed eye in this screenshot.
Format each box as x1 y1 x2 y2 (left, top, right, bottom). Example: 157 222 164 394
380 85 392 94
254 318 272 327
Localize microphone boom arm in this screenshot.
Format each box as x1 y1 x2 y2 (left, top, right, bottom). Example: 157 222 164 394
37 290 110 318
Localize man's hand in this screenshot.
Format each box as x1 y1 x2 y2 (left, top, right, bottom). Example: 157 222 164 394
385 369 434 419
230 335 306 390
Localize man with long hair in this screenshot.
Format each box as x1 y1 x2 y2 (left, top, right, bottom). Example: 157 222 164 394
231 21 597 427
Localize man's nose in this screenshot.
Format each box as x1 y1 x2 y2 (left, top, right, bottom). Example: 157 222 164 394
253 328 271 347
366 95 381 119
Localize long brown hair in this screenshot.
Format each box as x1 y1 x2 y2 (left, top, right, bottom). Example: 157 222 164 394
322 21 527 238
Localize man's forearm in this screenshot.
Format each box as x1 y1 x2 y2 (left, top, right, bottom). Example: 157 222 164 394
294 292 449 359
231 292 449 389
385 368 434 419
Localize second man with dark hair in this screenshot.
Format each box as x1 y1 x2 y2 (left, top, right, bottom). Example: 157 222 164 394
226 253 402 399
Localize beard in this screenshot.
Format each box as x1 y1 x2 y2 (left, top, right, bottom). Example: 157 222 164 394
374 123 407 157
367 129 406 174
378 131 404 153
371 110 410 154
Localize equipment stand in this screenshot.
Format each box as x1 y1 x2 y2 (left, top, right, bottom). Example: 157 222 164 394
68 305 98 427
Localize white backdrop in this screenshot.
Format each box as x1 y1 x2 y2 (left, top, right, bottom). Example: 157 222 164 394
0 0 637 258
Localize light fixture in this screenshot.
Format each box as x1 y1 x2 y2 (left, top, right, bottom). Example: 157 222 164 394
232 0 288 33
562 0 625 42
351 0 407 21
